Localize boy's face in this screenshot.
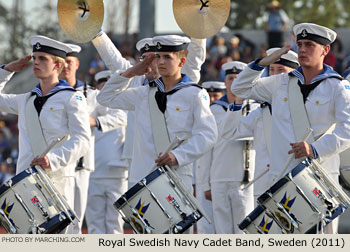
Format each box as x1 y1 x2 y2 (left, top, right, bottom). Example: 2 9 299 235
297 39 329 68
155 52 183 78
59 56 80 82
269 63 294 75
32 52 59 79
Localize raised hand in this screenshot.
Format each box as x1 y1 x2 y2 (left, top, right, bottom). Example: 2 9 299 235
258 46 291 66
4 56 32 72
122 53 156 78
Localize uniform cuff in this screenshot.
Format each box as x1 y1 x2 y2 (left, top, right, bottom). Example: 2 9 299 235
249 58 265 71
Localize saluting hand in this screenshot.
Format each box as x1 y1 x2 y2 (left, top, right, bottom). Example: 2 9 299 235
30 155 51 170
258 46 291 66
4 56 32 72
122 54 156 78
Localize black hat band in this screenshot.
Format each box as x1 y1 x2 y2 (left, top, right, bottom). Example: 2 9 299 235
155 42 189 52
274 58 299 69
297 31 331 45
32 43 67 58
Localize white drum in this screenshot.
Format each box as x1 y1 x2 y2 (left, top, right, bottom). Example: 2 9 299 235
239 204 282 234
114 166 202 234
257 159 350 234
0 167 75 234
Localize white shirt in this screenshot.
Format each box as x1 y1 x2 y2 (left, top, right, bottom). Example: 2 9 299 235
0 69 90 178
96 74 218 186
231 63 350 177
221 105 272 195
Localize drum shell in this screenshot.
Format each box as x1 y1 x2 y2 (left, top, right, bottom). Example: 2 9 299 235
0 167 73 234
115 167 201 234
239 205 282 234
258 160 345 234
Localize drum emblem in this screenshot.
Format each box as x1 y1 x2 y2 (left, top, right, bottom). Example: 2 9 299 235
1 198 14 217
130 198 153 233
258 217 274 234
274 192 300 232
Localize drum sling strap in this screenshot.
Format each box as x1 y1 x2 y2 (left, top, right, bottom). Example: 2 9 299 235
261 103 272 156
288 76 337 154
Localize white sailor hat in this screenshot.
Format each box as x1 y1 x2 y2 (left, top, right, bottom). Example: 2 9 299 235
293 23 337 45
152 35 191 52
222 61 247 75
66 43 82 57
136 38 156 55
30 35 72 58
266 47 299 69
95 70 112 84
202 81 226 92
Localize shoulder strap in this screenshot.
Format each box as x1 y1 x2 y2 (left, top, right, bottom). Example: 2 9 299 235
25 95 48 157
148 87 170 156
262 106 272 156
288 76 315 143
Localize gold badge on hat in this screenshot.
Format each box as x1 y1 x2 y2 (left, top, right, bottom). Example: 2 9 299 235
301 29 308 38
35 42 41 50
157 42 162 50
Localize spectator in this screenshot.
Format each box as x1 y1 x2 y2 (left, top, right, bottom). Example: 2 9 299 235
266 0 289 48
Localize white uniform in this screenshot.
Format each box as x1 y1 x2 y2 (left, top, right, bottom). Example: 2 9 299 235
221 105 273 204
232 63 350 233
97 74 217 190
0 69 90 214
92 33 207 187
85 104 127 234
71 83 122 234
202 97 255 234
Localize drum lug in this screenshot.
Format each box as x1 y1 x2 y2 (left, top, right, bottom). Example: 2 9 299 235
173 225 183 234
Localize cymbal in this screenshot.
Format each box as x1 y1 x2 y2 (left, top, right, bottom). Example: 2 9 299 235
57 0 104 43
173 0 230 39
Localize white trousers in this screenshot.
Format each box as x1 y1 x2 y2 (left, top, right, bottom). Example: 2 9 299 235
211 181 254 234
86 177 128 234
195 183 215 234
69 169 90 234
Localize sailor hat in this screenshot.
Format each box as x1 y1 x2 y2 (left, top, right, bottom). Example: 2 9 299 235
266 47 299 69
152 35 191 52
66 43 82 57
30 35 72 58
293 23 337 45
95 70 112 84
222 61 247 75
136 38 156 55
202 81 226 92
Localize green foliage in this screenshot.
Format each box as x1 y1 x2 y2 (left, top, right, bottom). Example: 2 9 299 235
226 0 350 29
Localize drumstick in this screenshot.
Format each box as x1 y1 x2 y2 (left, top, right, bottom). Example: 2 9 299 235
241 167 269 191
276 127 313 180
35 136 78 223
39 136 67 157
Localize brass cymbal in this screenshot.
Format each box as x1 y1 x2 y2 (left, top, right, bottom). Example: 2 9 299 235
57 0 104 43
173 0 230 39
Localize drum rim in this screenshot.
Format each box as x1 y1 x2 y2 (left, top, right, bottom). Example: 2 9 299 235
257 160 307 204
0 167 38 196
114 166 167 209
239 205 267 230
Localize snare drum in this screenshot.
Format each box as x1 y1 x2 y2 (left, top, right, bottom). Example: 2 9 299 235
239 205 282 234
114 166 202 234
258 159 350 234
0 167 74 234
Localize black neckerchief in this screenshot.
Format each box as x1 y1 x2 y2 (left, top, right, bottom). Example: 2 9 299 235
32 89 75 115
154 84 202 113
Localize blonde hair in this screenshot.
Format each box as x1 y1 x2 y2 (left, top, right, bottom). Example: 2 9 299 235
174 49 188 59
53 56 66 74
